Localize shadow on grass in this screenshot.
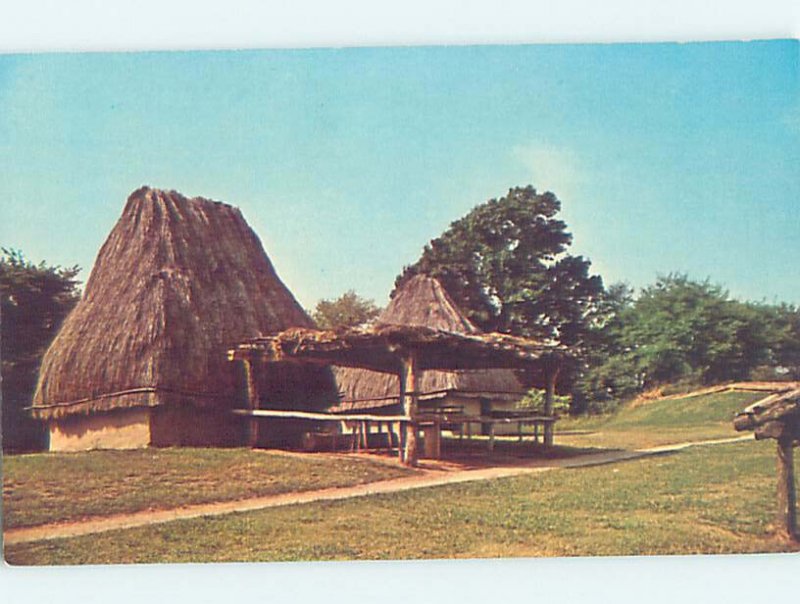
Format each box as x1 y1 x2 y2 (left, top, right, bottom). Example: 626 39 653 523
437 436 623 467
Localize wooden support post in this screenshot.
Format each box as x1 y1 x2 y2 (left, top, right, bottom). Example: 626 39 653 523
543 363 560 448
243 359 260 448
534 421 540 443
776 436 797 541
349 423 355 452
420 421 441 459
488 422 496 453
422 424 438 459
400 351 419 467
466 420 472 440
384 422 392 452
518 421 523 443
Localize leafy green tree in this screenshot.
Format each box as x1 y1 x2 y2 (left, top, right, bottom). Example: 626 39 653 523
1 249 80 452
572 282 641 412
772 304 800 379
312 290 381 329
623 275 773 387
573 276 800 413
395 186 605 347
576 274 792 413
518 387 571 415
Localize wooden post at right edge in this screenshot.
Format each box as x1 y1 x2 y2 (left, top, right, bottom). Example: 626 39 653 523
776 436 797 541
543 362 560 448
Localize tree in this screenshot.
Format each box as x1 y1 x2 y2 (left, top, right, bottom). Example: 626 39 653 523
395 186 605 348
622 274 773 388
311 290 381 329
767 303 800 380
577 274 786 409
1 249 80 452
518 387 571 415
572 282 642 413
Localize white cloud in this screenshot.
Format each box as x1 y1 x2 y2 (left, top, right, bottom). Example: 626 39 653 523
783 103 800 135
512 142 581 201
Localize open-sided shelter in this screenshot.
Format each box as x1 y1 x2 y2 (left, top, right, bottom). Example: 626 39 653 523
32 187 334 451
230 322 565 465
332 275 529 433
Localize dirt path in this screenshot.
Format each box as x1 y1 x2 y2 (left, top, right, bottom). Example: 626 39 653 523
3 435 751 546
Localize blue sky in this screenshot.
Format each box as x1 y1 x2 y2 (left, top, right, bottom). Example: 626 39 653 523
1 41 798 308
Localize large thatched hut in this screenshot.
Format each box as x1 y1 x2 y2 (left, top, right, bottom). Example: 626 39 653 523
332 275 528 433
32 187 334 451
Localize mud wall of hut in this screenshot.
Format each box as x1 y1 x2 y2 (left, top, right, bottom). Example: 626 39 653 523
149 407 243 447
48 405 246 451
49 408 152 452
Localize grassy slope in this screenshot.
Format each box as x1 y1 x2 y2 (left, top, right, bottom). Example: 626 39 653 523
556 390 766 449
7 440 798 564
2 448 414 529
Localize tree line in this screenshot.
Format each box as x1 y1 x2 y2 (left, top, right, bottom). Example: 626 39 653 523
573 275 800 413
1 249 80 451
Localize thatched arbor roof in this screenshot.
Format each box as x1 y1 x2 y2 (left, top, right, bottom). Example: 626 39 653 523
330 275 530 412
230 323 563 372
32 187 331 419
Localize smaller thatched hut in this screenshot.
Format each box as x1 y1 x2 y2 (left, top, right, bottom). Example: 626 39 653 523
332 275 529 433
32 187 335 451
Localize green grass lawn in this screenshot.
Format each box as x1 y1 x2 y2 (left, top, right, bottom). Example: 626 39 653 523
555 390 766 449
6 440 798 564
2 448 415 530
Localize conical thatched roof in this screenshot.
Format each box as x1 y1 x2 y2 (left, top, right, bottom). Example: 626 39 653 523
332 275 527 412
32 187 328 419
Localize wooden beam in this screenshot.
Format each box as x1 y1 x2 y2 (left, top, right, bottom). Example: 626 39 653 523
431 422 441 458
543 362 560 447
777 436 798 541
398 371 407 463
400 350 419 467
755 421 788 441
734 391 800 432
231 409 410 422
422 423 440 459
242 359 260 448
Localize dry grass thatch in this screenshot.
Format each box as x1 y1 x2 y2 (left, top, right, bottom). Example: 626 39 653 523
232 323 556 371
32 187 332 419
332 275 529 412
